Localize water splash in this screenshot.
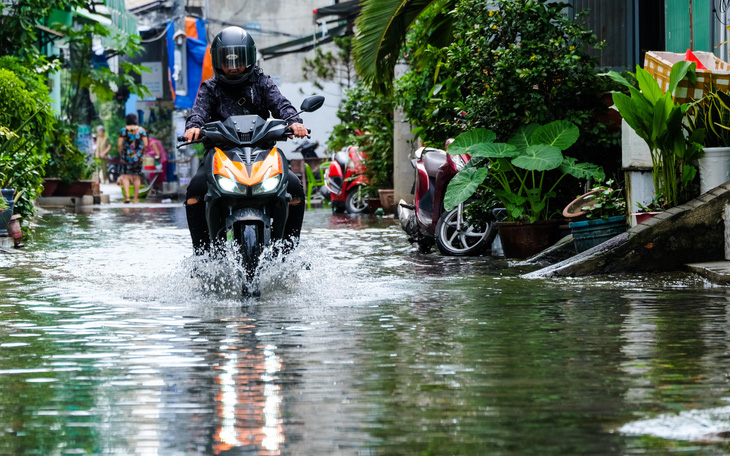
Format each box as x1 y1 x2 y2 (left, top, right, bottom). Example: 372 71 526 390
619 405 730 442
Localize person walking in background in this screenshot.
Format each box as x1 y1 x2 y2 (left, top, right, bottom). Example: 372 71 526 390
93 125 111 184
117 114 149 204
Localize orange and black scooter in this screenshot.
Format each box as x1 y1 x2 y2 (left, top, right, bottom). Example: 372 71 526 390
178 95 324 296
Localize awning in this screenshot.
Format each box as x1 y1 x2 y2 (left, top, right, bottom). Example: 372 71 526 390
260 1 357 60
313 0 360 20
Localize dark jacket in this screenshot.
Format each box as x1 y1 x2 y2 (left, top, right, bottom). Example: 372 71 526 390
185 67 302 130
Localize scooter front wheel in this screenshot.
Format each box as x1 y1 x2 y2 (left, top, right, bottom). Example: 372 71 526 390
435 206 494 256
239 223 262 297
345 186 369 214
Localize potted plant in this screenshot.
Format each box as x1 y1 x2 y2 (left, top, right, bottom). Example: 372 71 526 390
564 180 627 253
44 124 94 197
687 89 730 193
444 120 605 259
632 192 666 224
602 62 704 209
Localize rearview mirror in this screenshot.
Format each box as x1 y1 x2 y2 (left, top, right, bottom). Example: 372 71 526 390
300 95 325 113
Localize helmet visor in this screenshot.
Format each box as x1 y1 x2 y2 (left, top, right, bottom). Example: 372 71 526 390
213 45 256 72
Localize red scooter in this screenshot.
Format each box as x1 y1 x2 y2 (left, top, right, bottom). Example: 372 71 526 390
398 142 496 255
324 145 369 213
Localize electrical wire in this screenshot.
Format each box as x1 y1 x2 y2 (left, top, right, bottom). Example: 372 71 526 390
139 21 173 43
714 0 730 25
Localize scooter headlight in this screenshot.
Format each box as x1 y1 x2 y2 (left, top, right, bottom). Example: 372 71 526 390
216 175 246 194
252 169 282 195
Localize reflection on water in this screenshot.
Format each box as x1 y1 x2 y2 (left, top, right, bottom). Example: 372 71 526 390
1 205 730 454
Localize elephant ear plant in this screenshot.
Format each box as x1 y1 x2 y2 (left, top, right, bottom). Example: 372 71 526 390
444 120 605 223
602 62 705 208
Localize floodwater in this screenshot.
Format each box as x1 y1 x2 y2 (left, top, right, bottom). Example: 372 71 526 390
1 202 730 455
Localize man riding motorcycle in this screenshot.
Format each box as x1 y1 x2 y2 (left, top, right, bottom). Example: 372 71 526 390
183 26 309 255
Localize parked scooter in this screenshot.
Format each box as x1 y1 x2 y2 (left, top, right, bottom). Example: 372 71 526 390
177 95 325 297
398 142 496 255
324 145 369 213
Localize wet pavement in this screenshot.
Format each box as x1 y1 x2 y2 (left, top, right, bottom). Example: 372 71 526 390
1 197 730 455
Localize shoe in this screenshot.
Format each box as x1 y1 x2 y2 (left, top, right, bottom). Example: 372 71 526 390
124 199 130 204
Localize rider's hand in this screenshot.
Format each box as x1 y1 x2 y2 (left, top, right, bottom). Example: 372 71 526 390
184 128 201 142
289 123 308 139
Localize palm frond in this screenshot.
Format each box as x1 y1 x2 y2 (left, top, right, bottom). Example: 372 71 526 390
353 0 455 92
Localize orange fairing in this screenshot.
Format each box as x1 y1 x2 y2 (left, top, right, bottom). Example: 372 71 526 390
213 147 283 186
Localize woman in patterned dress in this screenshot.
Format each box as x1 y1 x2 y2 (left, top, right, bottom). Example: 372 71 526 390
117 113 149 203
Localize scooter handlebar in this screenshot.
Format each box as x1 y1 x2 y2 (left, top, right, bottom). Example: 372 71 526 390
283 127 312 139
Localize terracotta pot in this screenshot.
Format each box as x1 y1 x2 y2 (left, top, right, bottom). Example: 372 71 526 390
41 177 62 197
496 220 562 259
378 189 396 214
562 189 602 220
7 214 23 247
365 197 382 212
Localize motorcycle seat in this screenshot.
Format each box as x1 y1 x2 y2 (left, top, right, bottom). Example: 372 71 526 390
334 150 349 170
422 149 447 177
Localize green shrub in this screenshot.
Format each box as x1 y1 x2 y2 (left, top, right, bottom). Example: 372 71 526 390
441 1 621 168
0 61 55 219
45 123 93 183
328 83 394 190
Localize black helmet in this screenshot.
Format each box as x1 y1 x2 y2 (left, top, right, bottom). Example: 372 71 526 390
211 26 257 86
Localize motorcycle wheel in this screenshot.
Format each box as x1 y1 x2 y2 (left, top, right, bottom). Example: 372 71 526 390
345 186 369 214
435 206 494 256
239 223 262 297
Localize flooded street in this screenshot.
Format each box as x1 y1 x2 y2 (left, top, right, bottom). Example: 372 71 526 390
2 202 730 455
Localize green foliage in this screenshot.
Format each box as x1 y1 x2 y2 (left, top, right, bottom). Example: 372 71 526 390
434 0 618 169
395 46 466 147
394 4 466 147
328 83 395 188
0 61 56 219
353 0 457 92
579 180 626 220
57 22 150 125
0 0 89 59
603 62 704 208
303 36 355 90
687 89 730 148
444 120 604 223
45 123 93 183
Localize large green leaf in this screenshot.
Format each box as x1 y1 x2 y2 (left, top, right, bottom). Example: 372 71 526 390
667 61 697 94
651 94 670 142
447 128 497 155
443 167 489 211
600 70 634 90
530 120 579 151
613 92 650 143
635 67 663 104
467 142 518 159
558 156 605 181
507 124 539 153
511 144 563 171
